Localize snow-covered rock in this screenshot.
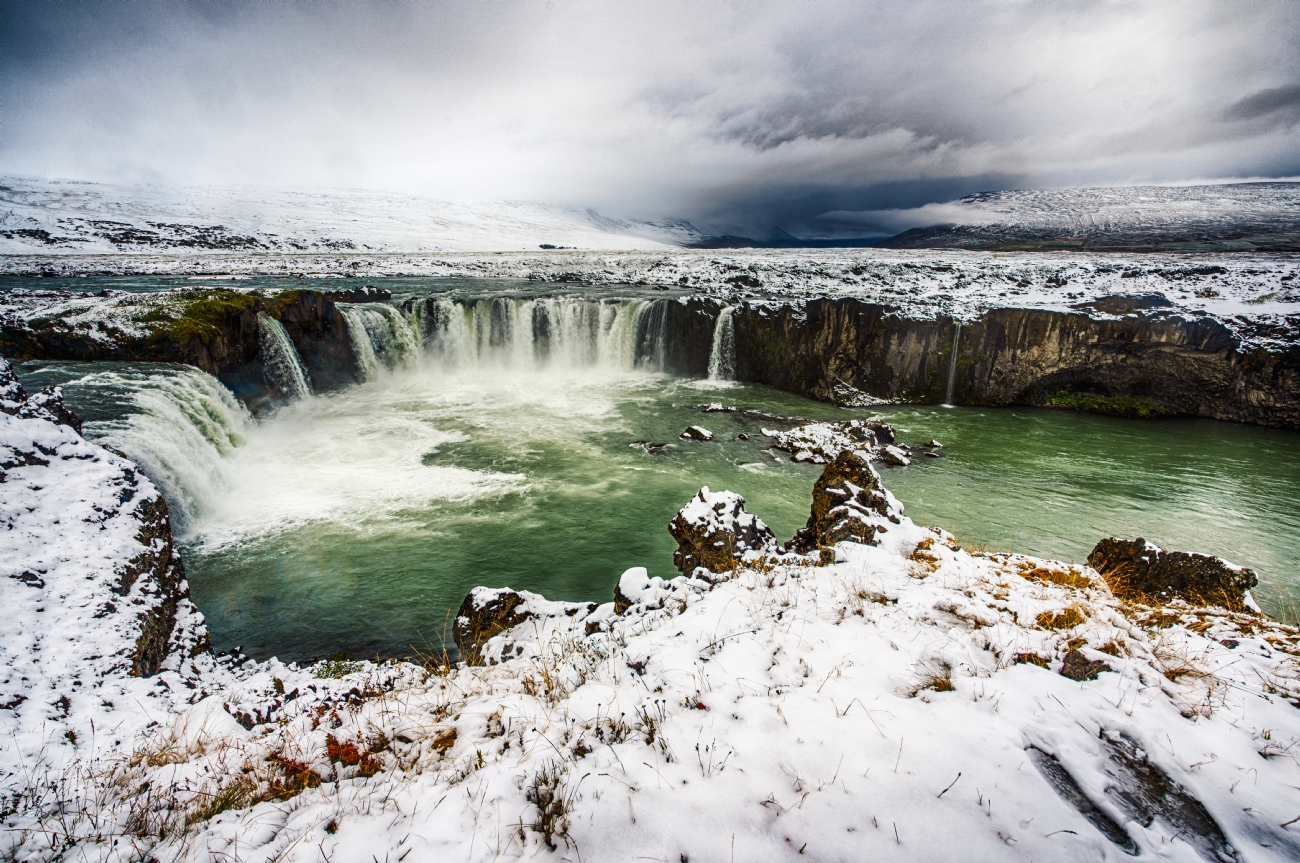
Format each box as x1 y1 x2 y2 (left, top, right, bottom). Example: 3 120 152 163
788 449 904 560
679 424 713 441
667 486 780 577
0 378 220 822
763 418 901 465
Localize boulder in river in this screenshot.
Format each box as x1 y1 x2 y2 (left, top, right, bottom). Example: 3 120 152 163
680 425 714 441
669 487 779 577
1087 537 1259 611
881 444 910 466
789 450 902 560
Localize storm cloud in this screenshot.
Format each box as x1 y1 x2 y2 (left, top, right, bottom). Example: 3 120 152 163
2 0 1298 238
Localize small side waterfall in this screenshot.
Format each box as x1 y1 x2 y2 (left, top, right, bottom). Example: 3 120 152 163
943 322 961 406
707 306 736 381
257 313 312 401
339 303 422 380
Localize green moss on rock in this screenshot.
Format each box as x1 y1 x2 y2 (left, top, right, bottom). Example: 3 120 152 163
1046 391 1173 419
158 291 259 343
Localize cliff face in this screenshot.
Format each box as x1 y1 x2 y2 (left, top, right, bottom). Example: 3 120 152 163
733 298 1300 428
0 289 362 411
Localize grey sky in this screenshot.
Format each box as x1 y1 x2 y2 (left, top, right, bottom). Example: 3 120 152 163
2 0 1298 237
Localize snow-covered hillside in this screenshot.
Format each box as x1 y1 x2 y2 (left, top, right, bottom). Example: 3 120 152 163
0 177 701 254
875 183 1300 251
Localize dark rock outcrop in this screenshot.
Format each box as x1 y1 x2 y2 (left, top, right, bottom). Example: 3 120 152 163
268 290 361 392
788 450 901 560
1 289 363 413
731 298 1300 428
452 586 596 666
1087 537 1259 610
454 588 532 667
668 487 779 576
123 494 203 675
327 285 392 304
15 386 83 433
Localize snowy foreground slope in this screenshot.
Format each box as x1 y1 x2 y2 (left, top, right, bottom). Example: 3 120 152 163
0 177 698 255
4 363 1300 861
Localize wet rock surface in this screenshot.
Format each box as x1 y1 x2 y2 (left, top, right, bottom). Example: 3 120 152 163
1088 537 1259 610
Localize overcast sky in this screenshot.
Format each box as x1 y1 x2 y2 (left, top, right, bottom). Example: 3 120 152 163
2 0 1298 237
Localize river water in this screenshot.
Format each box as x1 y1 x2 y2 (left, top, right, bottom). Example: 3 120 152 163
10 278 1299 660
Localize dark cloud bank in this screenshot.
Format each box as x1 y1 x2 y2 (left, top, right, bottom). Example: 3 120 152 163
2 0 1298 241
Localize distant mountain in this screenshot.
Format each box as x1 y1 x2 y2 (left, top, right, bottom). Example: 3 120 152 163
873 182 1300 251
0 177 703 254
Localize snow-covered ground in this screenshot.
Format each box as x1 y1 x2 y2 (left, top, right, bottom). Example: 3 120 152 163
0 177 699 255
871 183 1300 250
4 354 1300 862
4 248 1298 354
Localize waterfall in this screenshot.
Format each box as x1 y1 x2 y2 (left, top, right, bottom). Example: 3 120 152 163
707 306 736 381
634 299 670 371
410 296 664 372
257 313 312 401
943 322 961 406
339 303 423 380
75 367 253 533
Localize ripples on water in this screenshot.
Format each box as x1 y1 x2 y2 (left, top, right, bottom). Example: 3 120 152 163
13 283 1299 660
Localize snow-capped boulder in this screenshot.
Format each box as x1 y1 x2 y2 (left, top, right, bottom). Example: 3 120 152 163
1087 537 1259 611
881 444 911 466
613 566 690 615
668 487 779 577
453 586 597 666
789 449 903 559
679 425 713 441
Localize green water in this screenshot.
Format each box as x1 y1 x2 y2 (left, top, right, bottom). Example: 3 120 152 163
17 359 1300 662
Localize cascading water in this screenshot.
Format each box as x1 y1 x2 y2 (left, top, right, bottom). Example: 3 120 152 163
71 366 254 532
707 306 736 381
414 296 666 371
943 322 962 406
634 299 670 371
339 303 422 380
257 313 312 401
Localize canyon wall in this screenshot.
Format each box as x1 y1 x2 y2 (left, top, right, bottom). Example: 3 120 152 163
733 298 1300 428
